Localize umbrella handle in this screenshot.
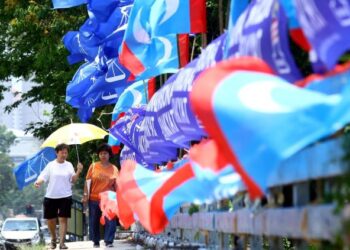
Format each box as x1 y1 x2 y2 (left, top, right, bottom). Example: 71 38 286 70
75 144 80 163
70 118 80 162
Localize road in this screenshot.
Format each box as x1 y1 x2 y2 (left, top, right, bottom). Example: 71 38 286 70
57 240 142 250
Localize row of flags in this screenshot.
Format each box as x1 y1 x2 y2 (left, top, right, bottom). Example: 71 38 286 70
100 139 240 234
62 0 350 123
13 0 350 234
97 56 350 232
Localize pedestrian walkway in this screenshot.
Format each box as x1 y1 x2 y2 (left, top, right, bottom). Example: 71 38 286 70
62 239 142 249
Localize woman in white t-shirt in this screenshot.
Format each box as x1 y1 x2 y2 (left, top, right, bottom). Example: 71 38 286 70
34 143 83 249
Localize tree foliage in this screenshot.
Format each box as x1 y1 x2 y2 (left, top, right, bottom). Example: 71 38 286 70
0 0 109 183
0 125 16 217
0 0 88 138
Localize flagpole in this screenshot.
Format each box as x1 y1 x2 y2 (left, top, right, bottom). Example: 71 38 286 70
143 80 148 103
191 36 197 61
226 0 231 29
218 0 224 34
75 144 80 163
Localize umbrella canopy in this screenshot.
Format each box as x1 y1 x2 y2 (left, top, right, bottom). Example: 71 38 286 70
41 123 108 148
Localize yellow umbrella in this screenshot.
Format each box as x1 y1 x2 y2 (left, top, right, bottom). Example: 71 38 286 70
41 123 107 148
41 123 108 161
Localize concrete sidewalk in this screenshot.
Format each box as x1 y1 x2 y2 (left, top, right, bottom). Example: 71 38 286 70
60 239 142 249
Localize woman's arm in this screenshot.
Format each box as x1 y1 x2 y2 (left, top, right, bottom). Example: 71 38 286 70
82 180 89 204
71 162 83 183
34 178 45 188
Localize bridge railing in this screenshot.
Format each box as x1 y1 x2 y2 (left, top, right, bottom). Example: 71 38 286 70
157 136 350 249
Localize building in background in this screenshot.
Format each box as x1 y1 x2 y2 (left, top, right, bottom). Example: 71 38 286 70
0 78 52 165
7 128 42 165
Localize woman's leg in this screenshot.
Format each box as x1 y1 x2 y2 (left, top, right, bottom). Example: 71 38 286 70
47 218 57 241
104 217 116 245
89 201 102 245
58 217 68 246
57 197 72 248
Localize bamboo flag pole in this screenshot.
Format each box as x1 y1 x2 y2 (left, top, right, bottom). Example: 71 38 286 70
218 0 224 34
226 0 232 29
201 33 207 49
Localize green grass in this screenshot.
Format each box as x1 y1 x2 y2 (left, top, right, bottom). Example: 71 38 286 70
19 244 46 250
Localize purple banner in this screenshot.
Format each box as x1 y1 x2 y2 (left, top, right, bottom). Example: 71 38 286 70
294 0 350 72
226 0 302 82
112 33 230 165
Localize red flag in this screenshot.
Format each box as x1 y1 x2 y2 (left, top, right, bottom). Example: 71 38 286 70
99 191 118 225
178 34 190 68
190 0 207 33
147 78 156 100
116 178 135 229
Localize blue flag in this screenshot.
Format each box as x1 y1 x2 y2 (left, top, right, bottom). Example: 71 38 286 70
108 80 148 146
191 57 350 198
294 0 350 72
119 0 181 79
87 0 134 22
225 0 302 82
112 80 148 120
227 0 249 28
13 148 56 190
52 0 86 9
82 4 132 43
77 58 132 121
64 4 132 64
63 31 100 64
66 60 105 108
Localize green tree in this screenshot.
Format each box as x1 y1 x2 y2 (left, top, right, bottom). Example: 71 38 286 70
0 0 88 139
0 0 106 188
0 125 16 217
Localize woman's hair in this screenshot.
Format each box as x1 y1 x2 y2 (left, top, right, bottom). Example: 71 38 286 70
97 143 113 156
55 143 69 153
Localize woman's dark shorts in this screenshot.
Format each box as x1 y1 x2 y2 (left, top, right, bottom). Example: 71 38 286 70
43 196 72 219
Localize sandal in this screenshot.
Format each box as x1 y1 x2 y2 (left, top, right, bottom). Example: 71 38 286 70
50 239 57 249
59 243 68 249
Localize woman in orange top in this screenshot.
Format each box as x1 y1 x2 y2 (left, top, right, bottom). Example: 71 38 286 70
82 143 119 248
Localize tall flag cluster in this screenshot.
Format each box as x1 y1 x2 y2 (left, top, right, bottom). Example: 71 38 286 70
119 0 206 79
61 0 206 121
41 0 350 235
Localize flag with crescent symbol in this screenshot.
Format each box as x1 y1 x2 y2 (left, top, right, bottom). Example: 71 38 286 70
119 0 205 79
118 140 240 234
190 57 350 198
